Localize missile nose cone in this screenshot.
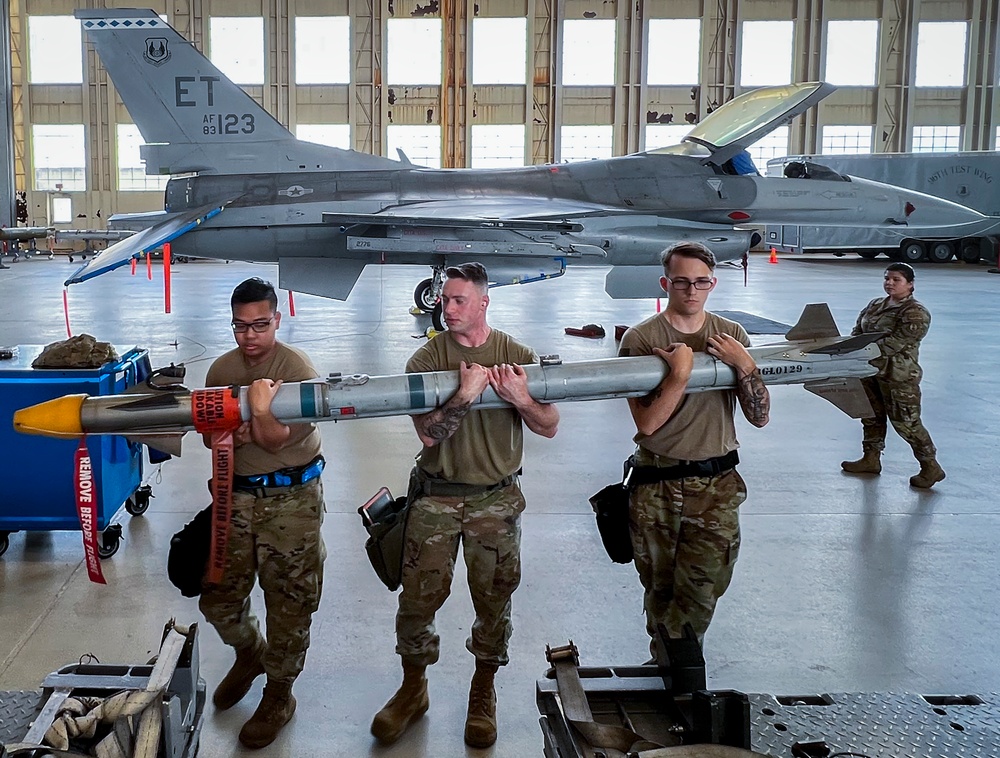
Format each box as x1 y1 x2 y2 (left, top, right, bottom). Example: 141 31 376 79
13 394 87 437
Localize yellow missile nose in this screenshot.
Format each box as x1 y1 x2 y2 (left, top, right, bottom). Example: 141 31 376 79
13 394 87 437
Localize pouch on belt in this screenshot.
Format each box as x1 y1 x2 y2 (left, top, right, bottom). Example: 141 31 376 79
357 469 419 591
589 456 635 565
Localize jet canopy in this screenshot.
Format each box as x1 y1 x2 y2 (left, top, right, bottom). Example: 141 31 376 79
650 82 836 166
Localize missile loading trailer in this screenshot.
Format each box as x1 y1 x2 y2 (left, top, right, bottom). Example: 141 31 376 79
763 152 1000 264
538 635 1000 757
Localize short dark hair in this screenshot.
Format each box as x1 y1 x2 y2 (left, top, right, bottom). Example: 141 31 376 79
231 277 278 310
445 262 489 292
661 241 717 273
885 262 915 283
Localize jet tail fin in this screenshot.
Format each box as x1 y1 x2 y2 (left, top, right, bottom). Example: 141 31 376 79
76 10 291 147
804 378 875 419
75 9 398 175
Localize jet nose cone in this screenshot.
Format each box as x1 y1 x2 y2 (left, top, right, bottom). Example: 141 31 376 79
898 190 987 228
13 394 87 437
848 176 988 230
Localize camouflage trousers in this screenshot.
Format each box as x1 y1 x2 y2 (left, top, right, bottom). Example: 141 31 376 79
860 377 937 461
395 483 526 668
629 469 746 651
199 478 326 685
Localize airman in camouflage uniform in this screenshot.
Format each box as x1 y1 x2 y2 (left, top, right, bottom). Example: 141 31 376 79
629 449 746 644
842 263 945 488
199 277 326 750
371 263 559 750
619 242 769 654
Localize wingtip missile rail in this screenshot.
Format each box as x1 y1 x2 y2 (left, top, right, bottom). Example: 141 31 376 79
12 304 882 448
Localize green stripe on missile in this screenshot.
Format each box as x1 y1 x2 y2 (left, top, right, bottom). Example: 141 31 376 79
407 374 423 409
300 383 316 418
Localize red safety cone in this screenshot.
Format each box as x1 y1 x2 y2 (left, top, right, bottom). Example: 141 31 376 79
769 247 779 264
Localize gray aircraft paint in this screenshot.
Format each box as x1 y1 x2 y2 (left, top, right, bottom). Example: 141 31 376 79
68 9 988 301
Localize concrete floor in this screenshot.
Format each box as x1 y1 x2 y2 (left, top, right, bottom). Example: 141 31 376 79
1 253 998 757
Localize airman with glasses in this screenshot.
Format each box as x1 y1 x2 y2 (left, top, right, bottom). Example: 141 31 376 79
617 242 769 654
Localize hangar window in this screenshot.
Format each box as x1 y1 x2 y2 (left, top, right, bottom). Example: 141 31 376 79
562 20 616 86
32 124 86 192
824 20 878 86
912 126 961 153
473 18 527 84
746 125 789 168
295 124 352 149
560 125 613 162
387 19 442 85
117 125 169 192
295 17 350 84
647 19 700 85
915 22 967 87
387 125 441 168
740 21 793 86
28 16 82 84
471 125 525 167
644 124 691 151
209 17 265 85
821 126 873 154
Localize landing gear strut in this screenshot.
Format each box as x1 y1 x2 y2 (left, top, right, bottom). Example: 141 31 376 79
413 266 445 313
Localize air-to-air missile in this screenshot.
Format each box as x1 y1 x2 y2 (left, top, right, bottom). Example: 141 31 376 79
13 304 880 454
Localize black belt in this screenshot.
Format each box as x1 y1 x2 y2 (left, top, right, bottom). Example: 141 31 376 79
233 455 325 493
629 450 739 485
418 469 520 497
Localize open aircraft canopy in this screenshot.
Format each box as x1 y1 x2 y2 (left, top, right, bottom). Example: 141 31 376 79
650 82 836 166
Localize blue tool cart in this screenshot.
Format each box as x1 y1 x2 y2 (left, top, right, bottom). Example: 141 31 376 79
0 345 154 558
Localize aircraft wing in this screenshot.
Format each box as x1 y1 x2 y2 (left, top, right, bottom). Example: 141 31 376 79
64 201 233 285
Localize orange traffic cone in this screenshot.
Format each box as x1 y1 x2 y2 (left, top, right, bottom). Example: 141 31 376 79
769 247 778 264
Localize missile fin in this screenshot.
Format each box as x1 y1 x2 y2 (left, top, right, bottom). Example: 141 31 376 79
802 332 885 355
803 378 874 419
113 393 187 411
125 433 185 457
784 303 840 341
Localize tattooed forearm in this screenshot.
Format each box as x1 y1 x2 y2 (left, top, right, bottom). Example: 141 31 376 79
419 402 472 440
637 386 663 408
737 369 770 427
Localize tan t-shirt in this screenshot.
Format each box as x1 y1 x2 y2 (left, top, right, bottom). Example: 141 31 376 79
205 343 322 476
406 329 537 485
618 311 749 461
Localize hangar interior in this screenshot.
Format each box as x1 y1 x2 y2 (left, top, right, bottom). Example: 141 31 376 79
1 0 997 230
2 1 1000 757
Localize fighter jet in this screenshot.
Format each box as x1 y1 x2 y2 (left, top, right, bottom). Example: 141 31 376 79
67 8 987 314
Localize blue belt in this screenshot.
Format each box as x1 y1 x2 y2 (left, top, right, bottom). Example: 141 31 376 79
233 455 325 491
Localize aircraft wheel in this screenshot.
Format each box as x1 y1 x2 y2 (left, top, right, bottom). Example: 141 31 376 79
414 279 438 312
857 250 881 260
928 241 954 263
431 302 445 332
0 531 9 558
959 240 982 264
98 524 123 559
899 240 926 263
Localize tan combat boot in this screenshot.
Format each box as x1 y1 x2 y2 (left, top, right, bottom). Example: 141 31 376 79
910 459 946 489
841 449 881 475
370 661 429 744
464 661 499 748
238 679 296 749
213 639 265 710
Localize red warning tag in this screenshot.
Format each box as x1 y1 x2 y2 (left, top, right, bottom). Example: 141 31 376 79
192 388 242 433
206 430 235 585
74 438 106 585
